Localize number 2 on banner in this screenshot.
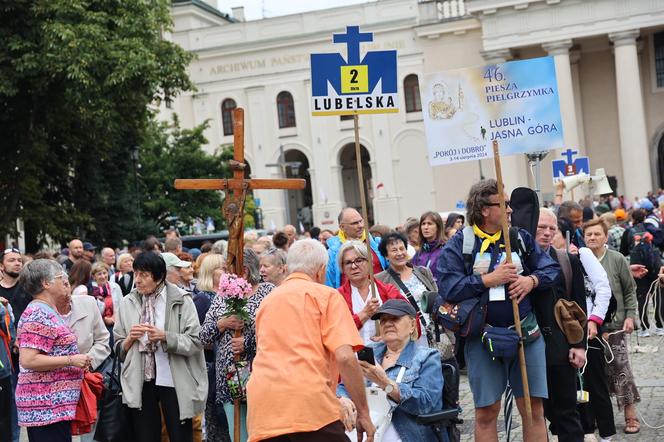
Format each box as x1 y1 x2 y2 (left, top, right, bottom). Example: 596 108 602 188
341 65 369 93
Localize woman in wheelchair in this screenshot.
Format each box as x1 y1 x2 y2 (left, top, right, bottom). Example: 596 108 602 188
337 299 447 442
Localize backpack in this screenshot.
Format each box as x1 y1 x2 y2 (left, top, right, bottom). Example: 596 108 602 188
628 224 662 274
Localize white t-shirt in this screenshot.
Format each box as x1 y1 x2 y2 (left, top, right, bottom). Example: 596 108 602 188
351 285 383 345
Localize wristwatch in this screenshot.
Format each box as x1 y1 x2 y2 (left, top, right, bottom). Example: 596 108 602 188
383 381 396 394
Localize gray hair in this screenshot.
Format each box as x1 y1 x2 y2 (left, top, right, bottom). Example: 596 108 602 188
287 239 328 277
466 179 499 227
243 248 261 285
539 207 557 223
19 259 64 297
212 240 227 257
337 240 369 272
558 201 583 220
262 248 287 266
164 237 182 252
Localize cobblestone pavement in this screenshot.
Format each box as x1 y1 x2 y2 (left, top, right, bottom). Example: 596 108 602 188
458 332 664 441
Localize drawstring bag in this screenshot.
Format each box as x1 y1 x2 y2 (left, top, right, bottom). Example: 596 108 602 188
481 326 520 359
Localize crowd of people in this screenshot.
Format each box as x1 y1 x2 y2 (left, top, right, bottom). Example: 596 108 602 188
2 182 664 442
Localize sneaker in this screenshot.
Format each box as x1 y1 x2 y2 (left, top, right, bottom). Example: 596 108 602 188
656 328 664 336
637 330 651 337
584 434 597 442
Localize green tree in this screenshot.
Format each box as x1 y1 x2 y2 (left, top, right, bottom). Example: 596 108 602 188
0 0 193 249
138 115 232 236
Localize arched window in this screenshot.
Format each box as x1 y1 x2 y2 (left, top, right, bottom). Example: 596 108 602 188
403 74 421 113
221 99 236 136
277 91 296 128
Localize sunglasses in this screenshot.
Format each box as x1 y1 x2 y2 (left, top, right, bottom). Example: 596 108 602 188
2 248 20 257
486 200 511 208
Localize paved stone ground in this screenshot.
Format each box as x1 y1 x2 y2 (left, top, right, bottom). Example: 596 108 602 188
458 332 664 441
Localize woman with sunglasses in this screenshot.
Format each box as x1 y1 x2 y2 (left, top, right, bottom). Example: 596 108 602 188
336 240 406 345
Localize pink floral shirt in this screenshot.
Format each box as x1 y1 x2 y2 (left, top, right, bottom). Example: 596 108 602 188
16 302 83 426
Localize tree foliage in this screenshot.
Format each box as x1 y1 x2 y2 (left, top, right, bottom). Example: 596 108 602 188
0 0 194 249
138 116 232 236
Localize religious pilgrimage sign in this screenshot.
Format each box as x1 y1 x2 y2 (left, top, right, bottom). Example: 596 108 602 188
552 148 590 183
310 25 398 303
421 56 564 166
310 25 398 115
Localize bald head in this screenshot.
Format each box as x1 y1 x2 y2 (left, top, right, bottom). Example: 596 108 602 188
338 208 364 240
69 239 84 259
283 225 297 245
101 247 116 267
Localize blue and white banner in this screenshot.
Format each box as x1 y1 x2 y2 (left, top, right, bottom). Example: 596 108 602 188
421 56 564 166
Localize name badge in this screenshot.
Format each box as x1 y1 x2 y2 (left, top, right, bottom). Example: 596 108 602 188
490 285 506 302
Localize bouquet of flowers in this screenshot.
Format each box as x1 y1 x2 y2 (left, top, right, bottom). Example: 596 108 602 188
217 273 253 402
217 273 253 321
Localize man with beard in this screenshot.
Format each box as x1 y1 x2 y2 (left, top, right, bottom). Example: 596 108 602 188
0 248 28 442
63 238 85 271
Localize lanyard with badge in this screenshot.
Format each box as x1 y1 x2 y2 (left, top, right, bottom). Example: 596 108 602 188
473 245 523 302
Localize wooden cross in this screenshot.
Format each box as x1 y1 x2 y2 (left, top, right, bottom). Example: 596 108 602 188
174 108 305 442
174 107 305 275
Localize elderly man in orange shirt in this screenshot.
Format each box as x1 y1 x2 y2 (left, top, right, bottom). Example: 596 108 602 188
247 239 375 442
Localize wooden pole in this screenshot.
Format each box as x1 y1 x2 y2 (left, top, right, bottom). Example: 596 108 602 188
232 109 244 442
353 114 378 301
491 140 532 423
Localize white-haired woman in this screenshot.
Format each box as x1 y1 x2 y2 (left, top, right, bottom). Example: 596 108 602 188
337 240 406 345
200 248 274 442
259 249 288 286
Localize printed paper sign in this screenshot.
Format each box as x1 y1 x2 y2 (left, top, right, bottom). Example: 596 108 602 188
421 56 564 166
311 26 398 116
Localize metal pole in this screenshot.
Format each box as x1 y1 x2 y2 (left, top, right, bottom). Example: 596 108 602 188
478 159 485 180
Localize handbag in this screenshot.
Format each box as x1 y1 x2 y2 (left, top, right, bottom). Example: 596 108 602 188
346 366 406 442
94 354 134 442
224 359 251 402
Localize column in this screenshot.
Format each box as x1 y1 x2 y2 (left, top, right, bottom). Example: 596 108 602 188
481 49 530 191
542 40 581 151
609 30 652 198
570 50 587 152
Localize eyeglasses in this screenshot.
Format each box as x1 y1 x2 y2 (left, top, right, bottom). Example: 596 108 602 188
486 200 511 208
54 273 70 286
343 257 368 268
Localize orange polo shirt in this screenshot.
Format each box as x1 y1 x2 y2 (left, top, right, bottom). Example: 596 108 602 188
246 272 363 441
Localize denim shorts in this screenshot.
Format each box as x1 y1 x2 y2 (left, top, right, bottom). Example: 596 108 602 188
465 333 548 408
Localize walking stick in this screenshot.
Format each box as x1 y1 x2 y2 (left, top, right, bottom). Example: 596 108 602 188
492 140 532 423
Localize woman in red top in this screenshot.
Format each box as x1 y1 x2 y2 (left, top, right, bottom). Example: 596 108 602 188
336 240 406 345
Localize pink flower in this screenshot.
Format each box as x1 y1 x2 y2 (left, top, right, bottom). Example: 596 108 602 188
217 273 252 299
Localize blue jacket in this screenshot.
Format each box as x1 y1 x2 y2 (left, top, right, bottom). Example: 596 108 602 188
325 234 387 288
437 228 560 327
337 341 446 442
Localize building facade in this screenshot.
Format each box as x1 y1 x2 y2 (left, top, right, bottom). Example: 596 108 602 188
165 0 664 230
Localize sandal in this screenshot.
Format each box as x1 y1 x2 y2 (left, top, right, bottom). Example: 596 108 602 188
624 416 640 434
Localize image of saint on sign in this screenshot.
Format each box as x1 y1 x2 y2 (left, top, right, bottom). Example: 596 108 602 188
428 81 463 120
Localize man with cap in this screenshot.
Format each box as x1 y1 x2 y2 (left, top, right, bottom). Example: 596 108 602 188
162 252 195 294
83 242 97 263
533 208 588 442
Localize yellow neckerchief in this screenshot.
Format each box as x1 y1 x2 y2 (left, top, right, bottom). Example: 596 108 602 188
338 229 366 243
473 224 502 255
